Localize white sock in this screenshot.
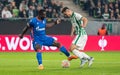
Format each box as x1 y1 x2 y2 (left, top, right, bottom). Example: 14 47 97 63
72 49 84 59
81 52 90 59
39 64 43 66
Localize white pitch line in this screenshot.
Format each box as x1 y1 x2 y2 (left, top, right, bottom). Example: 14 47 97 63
42 60 120 64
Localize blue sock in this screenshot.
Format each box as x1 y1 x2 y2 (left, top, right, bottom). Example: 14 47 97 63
36 52 42 65
59 46 70 57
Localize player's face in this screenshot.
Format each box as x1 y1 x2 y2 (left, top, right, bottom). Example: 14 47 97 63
63 9 71 17
43 12 46 17
39 11 46 20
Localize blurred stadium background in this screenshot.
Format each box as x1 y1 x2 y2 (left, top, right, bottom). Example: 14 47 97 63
0 0 120 35
0 0 120 75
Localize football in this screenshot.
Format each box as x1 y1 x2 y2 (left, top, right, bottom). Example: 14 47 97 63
61 60 70 68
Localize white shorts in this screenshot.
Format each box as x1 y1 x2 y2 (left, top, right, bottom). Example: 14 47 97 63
72 35 88 50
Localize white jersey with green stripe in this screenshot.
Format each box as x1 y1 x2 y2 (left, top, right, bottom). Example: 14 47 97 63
70 12 87 35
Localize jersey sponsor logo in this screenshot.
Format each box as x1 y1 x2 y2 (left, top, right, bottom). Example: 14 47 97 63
0 35 59 52
36 26 45 31
0 35 120 52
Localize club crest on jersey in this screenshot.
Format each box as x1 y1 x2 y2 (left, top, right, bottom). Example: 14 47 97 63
43 21 45 24
37 22 39 25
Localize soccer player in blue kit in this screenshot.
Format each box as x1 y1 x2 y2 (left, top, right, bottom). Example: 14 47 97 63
19 9 77 70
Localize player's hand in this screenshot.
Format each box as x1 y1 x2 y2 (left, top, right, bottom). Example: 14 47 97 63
55 18 61 24
81 24 86 28
19 34 23 39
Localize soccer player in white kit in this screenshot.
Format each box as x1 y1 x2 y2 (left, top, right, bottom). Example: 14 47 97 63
62 7 94 67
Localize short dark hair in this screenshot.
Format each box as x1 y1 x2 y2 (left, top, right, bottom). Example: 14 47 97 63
38 9 46 16
62 7 69 13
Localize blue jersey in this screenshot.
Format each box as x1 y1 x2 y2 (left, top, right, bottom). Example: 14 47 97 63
28 17 54 49
29 17 47 40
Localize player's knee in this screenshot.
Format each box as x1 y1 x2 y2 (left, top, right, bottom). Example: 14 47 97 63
53 42 61 48
70 44 77 51
56 43 61 48
35 49 41 52
34 44 42 52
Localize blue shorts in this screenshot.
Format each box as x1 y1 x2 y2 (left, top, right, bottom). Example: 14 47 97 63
32 35 55 50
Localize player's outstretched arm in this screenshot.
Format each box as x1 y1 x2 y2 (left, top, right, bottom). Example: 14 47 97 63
46 18 61 27
19 24 30 39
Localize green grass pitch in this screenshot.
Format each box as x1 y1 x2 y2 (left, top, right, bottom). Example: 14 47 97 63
0 52 120 75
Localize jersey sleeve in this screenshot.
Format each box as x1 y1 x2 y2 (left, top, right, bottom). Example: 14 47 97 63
44 19 47 25
28 19 34 27
43 19 47 27
75 12 83 20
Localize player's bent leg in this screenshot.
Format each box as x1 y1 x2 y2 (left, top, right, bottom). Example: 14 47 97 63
34 44 44 70
52 41 61 48
59 46 78 61
52 41 77 61
68 55 78 61
53 41 70 57
67 45 78 61
69 44 77 52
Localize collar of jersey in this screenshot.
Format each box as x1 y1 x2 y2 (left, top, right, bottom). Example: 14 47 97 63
70 12 74 18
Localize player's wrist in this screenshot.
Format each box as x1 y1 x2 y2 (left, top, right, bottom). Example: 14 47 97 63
54 18 61 25
54 20 57 25
19 34 23 39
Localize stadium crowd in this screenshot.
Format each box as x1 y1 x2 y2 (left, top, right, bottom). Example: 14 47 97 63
1 0 120 20
0 0 64 19
73 0 120 20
